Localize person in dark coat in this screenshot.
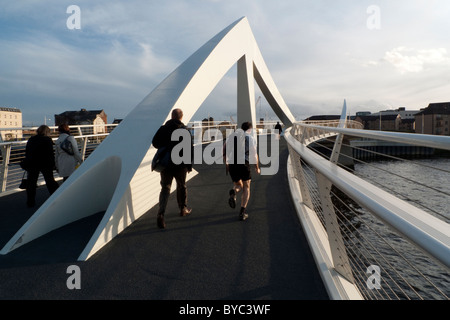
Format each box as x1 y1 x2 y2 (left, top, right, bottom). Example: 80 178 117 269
152 108 193 229
274 121 282 140
274 121 282 134
24 125 59 207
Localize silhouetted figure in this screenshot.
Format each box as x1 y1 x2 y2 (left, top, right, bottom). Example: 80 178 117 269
152 108 193 229
23 125 59 207
225 122 260 221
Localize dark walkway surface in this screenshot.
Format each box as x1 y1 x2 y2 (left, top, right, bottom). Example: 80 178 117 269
0 139 328 300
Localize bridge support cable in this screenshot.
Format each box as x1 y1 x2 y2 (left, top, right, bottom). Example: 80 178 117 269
307 137 450 222
285 115 450 300
299 134 449 299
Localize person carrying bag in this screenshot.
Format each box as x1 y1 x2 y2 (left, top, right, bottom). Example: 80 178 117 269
55 124 83 182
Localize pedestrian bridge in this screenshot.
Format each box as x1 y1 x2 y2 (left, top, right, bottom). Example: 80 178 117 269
0 17 449 300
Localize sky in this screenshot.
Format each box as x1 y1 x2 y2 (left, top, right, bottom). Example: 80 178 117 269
1 0 449 126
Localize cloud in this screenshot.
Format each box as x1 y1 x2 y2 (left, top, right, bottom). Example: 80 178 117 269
2 1 450 125
384 47 450 73
0 31 178 125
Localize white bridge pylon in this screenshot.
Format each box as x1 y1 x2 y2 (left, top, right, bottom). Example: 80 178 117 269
1 17 295 260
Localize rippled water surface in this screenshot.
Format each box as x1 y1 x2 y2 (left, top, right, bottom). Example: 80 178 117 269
354 157 450 220
350 157 450 299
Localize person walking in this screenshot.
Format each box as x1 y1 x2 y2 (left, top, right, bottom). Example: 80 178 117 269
225 122 260 221
152 108 193 229
274 121 282 140
23 125 59 207
55 124 83 182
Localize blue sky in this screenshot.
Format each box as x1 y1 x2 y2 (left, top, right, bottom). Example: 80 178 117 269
1 0 449 125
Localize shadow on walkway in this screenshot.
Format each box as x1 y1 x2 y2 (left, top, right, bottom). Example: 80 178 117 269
0 138 328 300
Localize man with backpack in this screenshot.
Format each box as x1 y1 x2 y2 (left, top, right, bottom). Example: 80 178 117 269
151 108 193 229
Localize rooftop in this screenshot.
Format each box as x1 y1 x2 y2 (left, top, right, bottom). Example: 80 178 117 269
0 107 21 113
416 102 450 116
55 109 106 124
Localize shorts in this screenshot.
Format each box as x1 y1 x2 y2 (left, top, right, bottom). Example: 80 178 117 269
228 163 251 182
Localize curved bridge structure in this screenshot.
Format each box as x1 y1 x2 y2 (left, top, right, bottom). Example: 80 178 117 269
0 17 295 261
1 18 448 300
285 109 450 299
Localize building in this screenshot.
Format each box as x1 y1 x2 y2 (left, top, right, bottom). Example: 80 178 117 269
0 107 23 141
396 117 415 133
415 102 450 135
355 114 378 130
307 107 420 133
373 107 419 120
55 109 107 134
355 107 419 132
354 114 397 131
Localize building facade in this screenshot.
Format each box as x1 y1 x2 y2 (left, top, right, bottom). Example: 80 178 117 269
415 102 450 135
55 109 107 134
354 114 398 131
374 107 419 120
355 107 420 132
0 107 23 141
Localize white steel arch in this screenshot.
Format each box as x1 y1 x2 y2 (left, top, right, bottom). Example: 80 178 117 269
1 17 295 260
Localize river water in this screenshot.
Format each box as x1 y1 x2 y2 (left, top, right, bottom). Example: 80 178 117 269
348 157 450 299
354 157 450 221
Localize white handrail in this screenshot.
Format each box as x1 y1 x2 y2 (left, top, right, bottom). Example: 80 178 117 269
0 124 119 194
297 122 450 151
285 127 450 269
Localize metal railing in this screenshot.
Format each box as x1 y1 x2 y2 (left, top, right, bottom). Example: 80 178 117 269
0 124 119 193
285 120 450 300
0 120 281 193
5 119 448 299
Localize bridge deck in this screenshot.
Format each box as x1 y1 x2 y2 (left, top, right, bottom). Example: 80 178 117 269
0 139 328 300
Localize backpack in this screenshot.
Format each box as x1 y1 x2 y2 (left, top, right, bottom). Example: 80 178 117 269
151 146 171 172
60 136 74 155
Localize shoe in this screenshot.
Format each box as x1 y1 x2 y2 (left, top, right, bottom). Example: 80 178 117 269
239 212 248 221
157 214 166 229
239 209 248 221
228 189 236 209
180 207 192 217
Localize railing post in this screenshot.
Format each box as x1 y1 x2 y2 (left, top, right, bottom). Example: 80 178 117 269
288 145 313 210
80 137 88 161
330 133 344 164
315 171 354 283
316 123 354 282
0 145 12 192
300 126 307 144
77 126 83 137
